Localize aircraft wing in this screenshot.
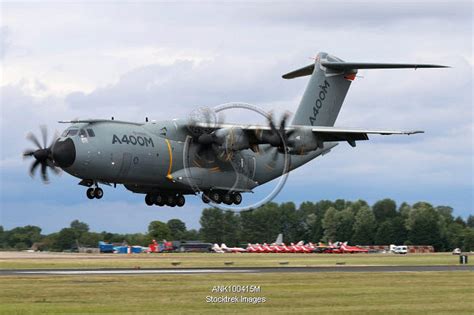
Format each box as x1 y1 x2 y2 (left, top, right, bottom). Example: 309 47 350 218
308 126 423 143
188 122 422 147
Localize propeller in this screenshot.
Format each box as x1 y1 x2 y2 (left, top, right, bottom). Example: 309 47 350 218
187 107 232 164
258 112 295 165
23 126 60 183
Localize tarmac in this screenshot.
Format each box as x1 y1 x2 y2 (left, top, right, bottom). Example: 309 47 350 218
0 265 472 276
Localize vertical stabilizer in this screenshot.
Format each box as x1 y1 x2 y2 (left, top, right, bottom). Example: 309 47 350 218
288 52 354 127
284 52 447 127
275 233 283 245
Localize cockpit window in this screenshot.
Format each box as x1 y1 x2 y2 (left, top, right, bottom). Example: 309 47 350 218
79 129 87 138
67 129 78 136
87 129 95 137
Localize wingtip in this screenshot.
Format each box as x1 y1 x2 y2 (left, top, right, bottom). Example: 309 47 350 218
408 130 424 135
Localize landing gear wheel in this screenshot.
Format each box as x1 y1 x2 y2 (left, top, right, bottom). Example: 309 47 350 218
210 191 221 204
166 195 176 207
232 192 242 205
223 193 233 205
202 193 210 204
145 194 154 206
86 188 95 199
154 194 165 206
176 195 185 207
94 187 103 199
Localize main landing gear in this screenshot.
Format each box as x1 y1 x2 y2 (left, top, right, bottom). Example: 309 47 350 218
202 191 242 205
86 187 103 199
145 193 186 207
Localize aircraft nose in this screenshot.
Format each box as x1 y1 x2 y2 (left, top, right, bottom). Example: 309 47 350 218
52 138 76 168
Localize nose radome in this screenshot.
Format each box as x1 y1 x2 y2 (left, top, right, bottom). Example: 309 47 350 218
52 138 76 168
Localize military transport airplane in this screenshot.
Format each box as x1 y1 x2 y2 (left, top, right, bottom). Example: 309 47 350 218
23 52 447 207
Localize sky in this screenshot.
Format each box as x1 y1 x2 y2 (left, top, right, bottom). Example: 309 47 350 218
0 1 472 234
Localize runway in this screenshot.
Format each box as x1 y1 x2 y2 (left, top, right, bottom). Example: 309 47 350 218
0 265 472 276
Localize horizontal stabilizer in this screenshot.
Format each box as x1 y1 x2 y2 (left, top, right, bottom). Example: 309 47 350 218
282 62 448 79
282 64 314 79
321 62 449 71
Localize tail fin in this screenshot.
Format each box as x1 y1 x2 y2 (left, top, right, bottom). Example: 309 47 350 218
285 52 448 127
275 233 283 245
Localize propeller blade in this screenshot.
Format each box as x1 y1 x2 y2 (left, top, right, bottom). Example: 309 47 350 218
267 113 277 132
29 159 41 177
279 113 288 132
46 159 61 174
23 149 35 158
49 131 59 149
40 163 49 183
27 132 42 150
40 125 48 148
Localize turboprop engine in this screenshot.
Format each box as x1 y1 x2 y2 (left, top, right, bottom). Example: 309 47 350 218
287 127 324 155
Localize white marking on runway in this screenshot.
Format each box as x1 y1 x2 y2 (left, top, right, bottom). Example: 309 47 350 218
18 269 254 275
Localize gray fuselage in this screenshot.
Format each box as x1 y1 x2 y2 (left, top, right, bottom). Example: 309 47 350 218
57 120 333 196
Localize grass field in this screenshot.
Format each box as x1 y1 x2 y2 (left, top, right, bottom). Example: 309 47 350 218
0 252 465 269
0 272 472 314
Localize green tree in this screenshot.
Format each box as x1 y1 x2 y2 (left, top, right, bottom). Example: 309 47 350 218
0 226 4 248
446 223 465 250
406 202 443 250
463 228 474 251
70 220 89 239
399 202 412 219
5 225 42 248
335 208 355 242
454 216 466 227
352 206 376 245
125 233 150 246
79 232 103 247
436 206 454 223
304 213 323 243
199 208 224 243
372 199 397 222
374 217 407 245
334 199 347 211
466 215 474 228
167 219 187 240
322 207 338 242
148 221 171 240
183 229 200 240
239 203 283 243
54 228 77 251
222 211 240 246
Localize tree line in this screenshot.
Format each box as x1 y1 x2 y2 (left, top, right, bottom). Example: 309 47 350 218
1 199 473 252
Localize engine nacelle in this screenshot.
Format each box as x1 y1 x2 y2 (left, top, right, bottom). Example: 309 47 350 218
287 128 323 154
214 127 250 151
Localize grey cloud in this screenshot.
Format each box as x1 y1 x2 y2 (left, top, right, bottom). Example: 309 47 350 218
64 58 301 119
0 25 11 58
